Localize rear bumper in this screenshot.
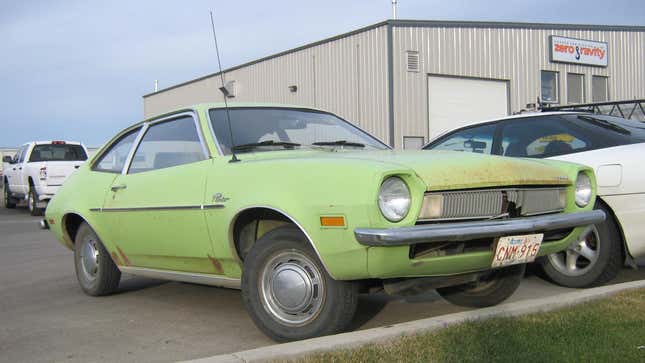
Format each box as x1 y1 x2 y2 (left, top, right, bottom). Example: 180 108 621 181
355 210 605 247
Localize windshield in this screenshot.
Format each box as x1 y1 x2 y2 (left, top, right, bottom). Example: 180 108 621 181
208 108 388 154
29 144 87 162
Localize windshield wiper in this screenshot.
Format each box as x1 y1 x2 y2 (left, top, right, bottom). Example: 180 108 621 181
231 140 301 152
577 115 631 135
312 140 365 148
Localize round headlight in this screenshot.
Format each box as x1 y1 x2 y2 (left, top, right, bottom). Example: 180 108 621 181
575 172 592 207
378 177 411 222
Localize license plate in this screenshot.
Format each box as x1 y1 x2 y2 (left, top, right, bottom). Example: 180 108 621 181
492 233 544 268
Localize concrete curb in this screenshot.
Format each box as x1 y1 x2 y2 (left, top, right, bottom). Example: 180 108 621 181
183 279 645 363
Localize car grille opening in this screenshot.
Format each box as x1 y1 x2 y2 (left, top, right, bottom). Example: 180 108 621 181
418 187 567 222
408 228 574 259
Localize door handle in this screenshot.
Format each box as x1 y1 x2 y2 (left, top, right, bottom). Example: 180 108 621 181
111 184 127 192
18 167 22 170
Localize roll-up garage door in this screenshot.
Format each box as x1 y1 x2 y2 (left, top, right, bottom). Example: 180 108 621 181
428 75 509 139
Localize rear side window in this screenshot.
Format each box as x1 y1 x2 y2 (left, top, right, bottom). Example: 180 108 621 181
426 124 496 154
128 116 205 174
29 144 87 162
93 128 141 173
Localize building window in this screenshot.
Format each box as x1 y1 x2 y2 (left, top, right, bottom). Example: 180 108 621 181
541 71 559 104
567 73 585 104
403 136 424 150
592 76 609 102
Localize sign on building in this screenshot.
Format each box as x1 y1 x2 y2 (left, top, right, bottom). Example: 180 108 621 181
549 36 608 67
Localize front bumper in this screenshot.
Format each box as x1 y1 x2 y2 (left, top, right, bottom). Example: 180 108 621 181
355 210 605 247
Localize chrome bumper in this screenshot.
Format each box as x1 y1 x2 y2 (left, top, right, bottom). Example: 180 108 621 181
354 210 605 247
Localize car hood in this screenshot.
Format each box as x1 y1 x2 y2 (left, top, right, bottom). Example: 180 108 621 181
236 149 573 191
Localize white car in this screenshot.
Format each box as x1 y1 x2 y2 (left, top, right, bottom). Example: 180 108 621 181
423 112 644 288
3 141 88 215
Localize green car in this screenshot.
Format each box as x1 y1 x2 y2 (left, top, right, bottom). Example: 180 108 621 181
44 103 604 341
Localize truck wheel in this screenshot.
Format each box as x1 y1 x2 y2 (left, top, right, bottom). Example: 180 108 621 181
28 186 44 216
74 222 121 296
3 181 16 209
241 225 359 342
437 264 525 308
541 204 622 288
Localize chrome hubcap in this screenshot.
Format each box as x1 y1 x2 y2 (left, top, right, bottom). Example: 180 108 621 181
548 225 600 277
260 251 325 326
79 237 99 280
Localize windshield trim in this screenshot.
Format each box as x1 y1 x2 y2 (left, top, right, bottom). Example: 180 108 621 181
206 106 391 157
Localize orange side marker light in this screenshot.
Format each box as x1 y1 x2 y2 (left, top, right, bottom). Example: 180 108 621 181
320 216 345 227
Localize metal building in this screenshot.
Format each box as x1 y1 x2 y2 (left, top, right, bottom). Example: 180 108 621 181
143 20 645 149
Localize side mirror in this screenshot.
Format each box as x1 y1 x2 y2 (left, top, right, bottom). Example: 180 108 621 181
2 156 13 163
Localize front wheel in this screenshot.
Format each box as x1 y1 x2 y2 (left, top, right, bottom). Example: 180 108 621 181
241 226 358 342
28 186 44 216
437 264 525 308
541 204 622 288
74 223 121 296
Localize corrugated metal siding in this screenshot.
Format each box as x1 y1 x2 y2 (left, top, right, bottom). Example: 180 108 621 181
392 26 645 147
144 26 390 143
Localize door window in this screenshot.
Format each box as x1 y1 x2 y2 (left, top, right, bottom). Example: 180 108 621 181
128 116 205 174
501 116 588 158
17 145 28 162
426 124 496 154
93 128 141 173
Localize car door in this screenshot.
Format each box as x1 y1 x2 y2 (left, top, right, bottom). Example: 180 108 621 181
101 113 215 273
5 146 23 192
11 145 29 195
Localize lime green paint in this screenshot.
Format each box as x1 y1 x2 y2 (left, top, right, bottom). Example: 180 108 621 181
45 103 597 283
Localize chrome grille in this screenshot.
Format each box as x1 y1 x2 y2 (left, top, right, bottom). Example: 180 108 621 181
419 188 566 221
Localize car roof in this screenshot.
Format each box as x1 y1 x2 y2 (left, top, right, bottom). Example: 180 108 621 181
141 102 329 125
425 111 586 147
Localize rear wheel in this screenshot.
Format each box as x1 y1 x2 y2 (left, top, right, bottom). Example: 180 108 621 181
241 226 358 342
541 204 622 288
28 186 44 216
437 264 525 308
3 181 16 209
74 223 121 296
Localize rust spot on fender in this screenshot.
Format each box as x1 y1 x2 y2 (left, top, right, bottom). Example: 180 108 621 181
208 255 224 274
110 251 122 265
116 246 131 266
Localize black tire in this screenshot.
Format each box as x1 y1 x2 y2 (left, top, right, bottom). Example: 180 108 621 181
74 223 121 296
541 203 622 288
3 181 16 209
437 264 525 308
241 225 358 342
28 185 44 216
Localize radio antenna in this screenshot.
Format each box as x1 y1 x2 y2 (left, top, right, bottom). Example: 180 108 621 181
209 11 239 163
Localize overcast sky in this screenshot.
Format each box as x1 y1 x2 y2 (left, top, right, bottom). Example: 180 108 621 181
1 0 643 147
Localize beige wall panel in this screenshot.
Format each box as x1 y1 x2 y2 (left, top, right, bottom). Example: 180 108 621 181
144 26 390 143
392 26 645 147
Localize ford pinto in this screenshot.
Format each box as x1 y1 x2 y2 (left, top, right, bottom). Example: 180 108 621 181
44 103 604 341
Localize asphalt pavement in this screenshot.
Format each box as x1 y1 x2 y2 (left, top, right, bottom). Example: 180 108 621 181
1 198 643 363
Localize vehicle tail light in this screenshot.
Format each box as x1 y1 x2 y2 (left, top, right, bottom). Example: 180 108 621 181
39 167 47 180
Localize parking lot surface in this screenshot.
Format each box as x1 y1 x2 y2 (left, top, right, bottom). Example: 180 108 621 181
1 200 644 363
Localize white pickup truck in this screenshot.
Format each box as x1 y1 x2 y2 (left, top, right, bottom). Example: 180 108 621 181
3 141 88 215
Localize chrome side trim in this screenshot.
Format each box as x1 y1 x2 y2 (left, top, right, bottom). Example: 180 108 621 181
228 205 337 279
89 204 224 212
119 266 240 289
355 210 606 247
